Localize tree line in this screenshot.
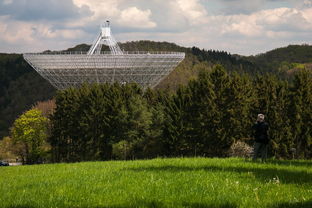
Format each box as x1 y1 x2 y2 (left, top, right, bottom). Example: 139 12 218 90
46 65 311 163
2 65 311 164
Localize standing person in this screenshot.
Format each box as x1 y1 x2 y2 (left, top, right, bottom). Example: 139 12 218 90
252 114 269 162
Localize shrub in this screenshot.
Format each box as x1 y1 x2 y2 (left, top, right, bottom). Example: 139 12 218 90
228 140 253 158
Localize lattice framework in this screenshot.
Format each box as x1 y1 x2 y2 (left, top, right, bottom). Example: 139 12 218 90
23 22 185 89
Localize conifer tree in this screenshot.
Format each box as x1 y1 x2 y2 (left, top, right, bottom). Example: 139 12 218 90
290 70 312 158
252 74 293 158
123 94 153 159
225 72 254 143
186 67 216 156
206 65 234 156
163 85 193 156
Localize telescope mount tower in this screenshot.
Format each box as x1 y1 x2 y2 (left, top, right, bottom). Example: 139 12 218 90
87 21 123 55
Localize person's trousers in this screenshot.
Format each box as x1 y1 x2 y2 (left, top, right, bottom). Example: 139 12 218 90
253 142 268 161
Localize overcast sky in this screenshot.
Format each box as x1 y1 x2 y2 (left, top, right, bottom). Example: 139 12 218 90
0 0 311 55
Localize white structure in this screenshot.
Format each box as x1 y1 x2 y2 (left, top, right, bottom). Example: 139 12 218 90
23 21 185 89
88 21 123 55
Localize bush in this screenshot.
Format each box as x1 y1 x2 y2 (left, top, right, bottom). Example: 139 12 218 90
112 140 132 160
228 140 253 158
0 137 17 160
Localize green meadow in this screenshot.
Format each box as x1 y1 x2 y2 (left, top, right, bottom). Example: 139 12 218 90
0 158 311 208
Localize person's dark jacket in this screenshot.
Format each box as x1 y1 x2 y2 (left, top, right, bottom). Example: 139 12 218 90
252 121 269 144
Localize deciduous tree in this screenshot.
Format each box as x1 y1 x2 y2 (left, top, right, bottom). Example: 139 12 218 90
11 109 49 164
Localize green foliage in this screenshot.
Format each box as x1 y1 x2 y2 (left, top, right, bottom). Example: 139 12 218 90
0 54 32 137
279 62 306 72
112 140 131 160
162 85 193 156
0 54 55 138
246 44 312 73
0 158 311 208
190 47 259 74
0 137 16 160
163 65 254 157
62 40 187 53
251 75 293 158
11 109 49 164
289 70 312 158
120 40 186 52
50 65 312 161
50 83 166 162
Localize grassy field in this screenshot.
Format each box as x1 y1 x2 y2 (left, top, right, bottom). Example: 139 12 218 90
0 157 311 208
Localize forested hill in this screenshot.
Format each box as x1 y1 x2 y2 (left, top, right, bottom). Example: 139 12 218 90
0 42 311 138
65 41 187 52
66 41 259 75
65 41 312 75
0 54 55 137
64 41 259 89
245 44 312 73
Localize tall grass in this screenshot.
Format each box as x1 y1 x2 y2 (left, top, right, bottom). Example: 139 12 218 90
0 158 311 208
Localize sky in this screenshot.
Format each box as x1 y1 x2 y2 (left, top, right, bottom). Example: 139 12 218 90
0 0 311 55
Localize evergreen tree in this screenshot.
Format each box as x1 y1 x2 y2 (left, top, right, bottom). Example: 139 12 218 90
252 74 293 158
226 72 254 141
289 70 312 158
123 94 153 159
205 65 235 156
163 84 195 156
186 68 216 156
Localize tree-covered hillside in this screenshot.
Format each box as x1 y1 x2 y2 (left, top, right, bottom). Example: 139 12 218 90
245 44 312 73
0 54 55 138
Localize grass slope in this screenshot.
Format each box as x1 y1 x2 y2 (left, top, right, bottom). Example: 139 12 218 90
0 158 311 208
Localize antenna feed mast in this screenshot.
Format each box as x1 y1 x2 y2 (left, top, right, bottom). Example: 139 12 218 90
88 20 123 55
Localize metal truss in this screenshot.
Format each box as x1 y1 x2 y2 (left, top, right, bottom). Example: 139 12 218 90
23 22 185 90
87 21 123 55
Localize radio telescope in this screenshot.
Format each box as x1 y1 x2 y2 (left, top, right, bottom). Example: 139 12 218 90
23 21 185 89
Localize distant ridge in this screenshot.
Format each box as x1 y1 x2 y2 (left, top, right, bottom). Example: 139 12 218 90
245 44 312 73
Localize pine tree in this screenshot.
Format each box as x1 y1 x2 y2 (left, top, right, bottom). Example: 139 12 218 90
225 72 254 143
290 70 312 158
252 74 293 158
186 67 216 156
206 65 234 156
163 85 193 156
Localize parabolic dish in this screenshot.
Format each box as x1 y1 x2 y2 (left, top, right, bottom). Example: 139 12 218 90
23 21 185 89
